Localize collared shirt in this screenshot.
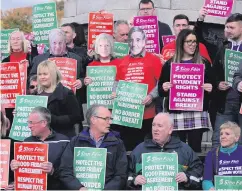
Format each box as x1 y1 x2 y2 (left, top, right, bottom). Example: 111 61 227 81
90 131 105 148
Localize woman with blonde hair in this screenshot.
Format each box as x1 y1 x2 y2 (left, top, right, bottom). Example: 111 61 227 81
37 60 82 137
203 121 242 190
84 33 120 85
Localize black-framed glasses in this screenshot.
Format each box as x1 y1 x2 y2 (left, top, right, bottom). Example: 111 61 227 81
94 116 113 122
184 40 197 46
29 85 37 89
139 8 153 11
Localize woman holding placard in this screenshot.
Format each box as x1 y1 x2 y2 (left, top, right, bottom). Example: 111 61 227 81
36 60 82 138
158 29 214 152
84 33 120 85
203 122 242 190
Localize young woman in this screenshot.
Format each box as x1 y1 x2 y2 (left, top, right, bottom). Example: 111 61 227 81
84 33 120 85
158 29 214 152
203 122 242 190
37 60 82 138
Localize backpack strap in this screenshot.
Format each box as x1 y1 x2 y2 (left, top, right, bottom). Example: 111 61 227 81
212 147 220 176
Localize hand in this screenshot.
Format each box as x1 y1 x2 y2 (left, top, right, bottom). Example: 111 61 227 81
175 172 188 183
10 160 20 171
99 9 107 14
79 187 88 191
202 83 213 92
142 95 153 105
4 182 14 190
84 77 93 86
198 7 208 21
19 59 29 67
72 79 82 89
162 82 172 92
41 162 53 174
218 81 230 91
128 16 134 27
87 49 95 57
209 187 215 191
111 92 117 99
237 81 242 92
134 175 146 186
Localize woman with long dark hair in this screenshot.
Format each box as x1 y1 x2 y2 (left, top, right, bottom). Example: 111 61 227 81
158 29 214 152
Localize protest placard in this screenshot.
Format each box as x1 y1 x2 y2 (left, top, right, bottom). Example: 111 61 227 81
0 139 11 189
19 61 28 95
88 12 114 49
14 142 48 191
215 175 242 190
169 63 205 111
204 0 234 17
112 80 148 129
114 42 129 58
32 2 58 45
87 66 116 109
142 152 178 191
9 95 48 141
225 49 242 86
0 62 22 108
162 49 176 63
74 147 107 190
162 35 176 47
0 29 19 60
133 16 160 54
49 57 77 93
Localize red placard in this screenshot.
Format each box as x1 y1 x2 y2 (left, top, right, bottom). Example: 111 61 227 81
0 62 22 108
162 49 175 63
49 57 77 93
0 139 11 189
19 61 28 95
88 12 114 49
14 142 48 191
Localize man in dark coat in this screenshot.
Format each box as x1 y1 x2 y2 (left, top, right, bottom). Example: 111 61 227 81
10 107 70 190
127 113 203 190
58 104 128 190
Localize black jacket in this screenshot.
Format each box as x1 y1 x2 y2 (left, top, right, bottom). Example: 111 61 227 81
127 135 203 190
31 51 85 120
158 21 173 50
58 128 128 190
158 58 215 112
24 131 70 190
233 60 242 102
37 83 82 137
213 41 241 113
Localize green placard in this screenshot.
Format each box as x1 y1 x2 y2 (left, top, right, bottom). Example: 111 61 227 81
112 80 147 129
225 49 242 86
215 175 242 190
114 42 129 58
87 66 116 109
9 95 48 141
74 147 107 190
0 29 19 60
142 152 178 191
32 2 58 45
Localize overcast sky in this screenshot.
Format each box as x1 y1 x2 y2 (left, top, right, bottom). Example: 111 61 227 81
1 0 52 10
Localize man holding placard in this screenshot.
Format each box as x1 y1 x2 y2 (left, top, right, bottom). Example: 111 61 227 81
58 104 128 190
127 113 203 190
10 107 70 190
212 13 242 148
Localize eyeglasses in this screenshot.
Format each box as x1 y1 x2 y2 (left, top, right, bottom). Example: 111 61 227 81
139 8 153 11
27 120 44 125
29 85 37 89
184 40 197 46
94 116 113 122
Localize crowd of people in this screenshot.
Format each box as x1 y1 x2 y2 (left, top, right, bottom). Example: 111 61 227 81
1 0 242 190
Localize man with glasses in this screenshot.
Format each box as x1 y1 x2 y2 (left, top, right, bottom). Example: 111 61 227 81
114 20 130 43
28 74 37 95
138 0 172 50
10 106 70 190
58 104 128 190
